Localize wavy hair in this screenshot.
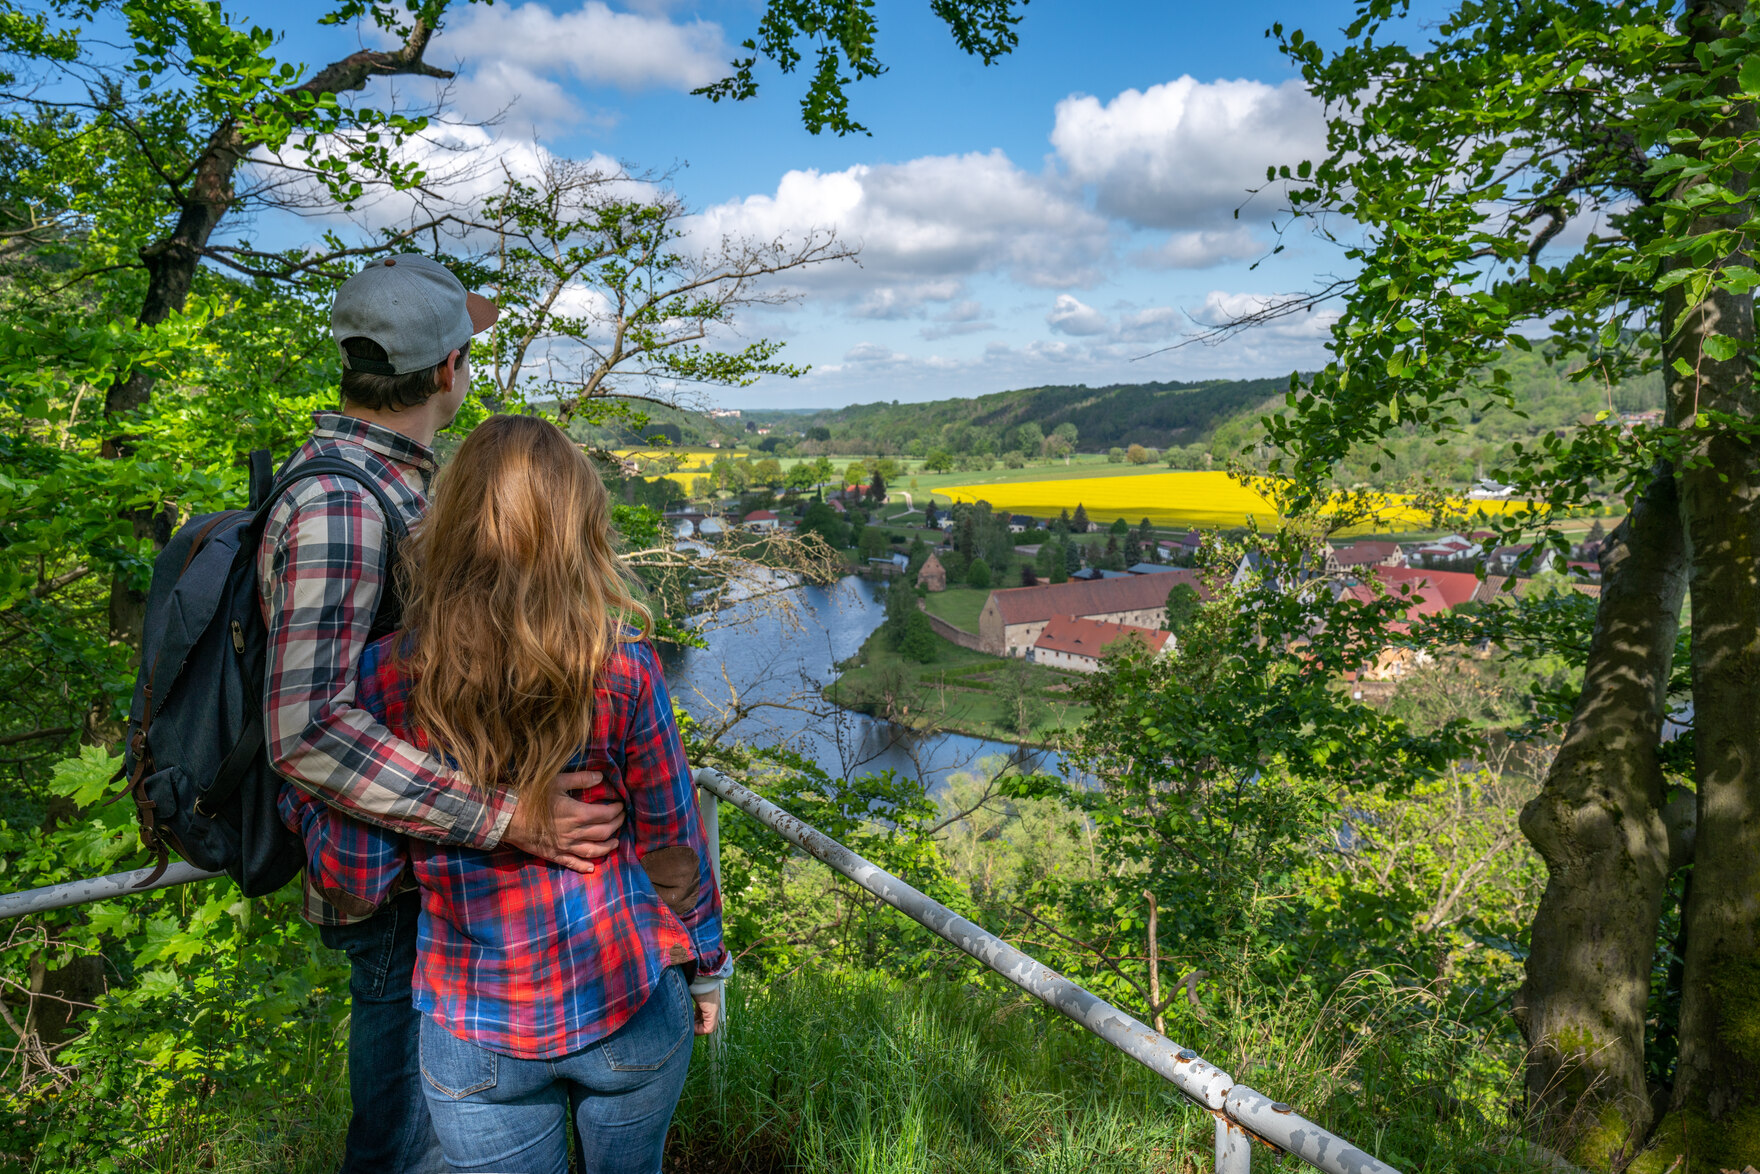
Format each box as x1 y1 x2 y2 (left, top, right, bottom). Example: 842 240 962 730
396 415 650 834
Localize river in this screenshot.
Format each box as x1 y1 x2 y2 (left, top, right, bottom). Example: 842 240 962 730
657 574 1059 792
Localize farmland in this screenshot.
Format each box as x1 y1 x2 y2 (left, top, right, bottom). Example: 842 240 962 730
943 471 1527 531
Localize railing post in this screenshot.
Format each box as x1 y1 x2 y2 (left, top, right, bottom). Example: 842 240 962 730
1216 1115 1252 1174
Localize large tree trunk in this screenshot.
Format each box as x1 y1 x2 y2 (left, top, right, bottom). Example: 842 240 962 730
1515 466 1687 1167
1643 5 1760 1168
100 18 453 646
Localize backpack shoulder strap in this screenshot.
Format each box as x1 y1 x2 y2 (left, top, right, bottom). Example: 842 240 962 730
257 453 413 641
256 454 412 541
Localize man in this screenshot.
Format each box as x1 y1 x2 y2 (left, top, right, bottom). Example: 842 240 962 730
259 255 626 1173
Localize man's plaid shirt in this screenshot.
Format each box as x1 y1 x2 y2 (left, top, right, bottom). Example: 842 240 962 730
261 413 515 925
283 633 729 1060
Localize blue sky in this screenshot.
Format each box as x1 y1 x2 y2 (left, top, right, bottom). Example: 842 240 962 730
257 0 1418 409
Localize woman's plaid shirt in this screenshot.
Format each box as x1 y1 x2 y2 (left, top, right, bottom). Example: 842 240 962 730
280 633 730 1060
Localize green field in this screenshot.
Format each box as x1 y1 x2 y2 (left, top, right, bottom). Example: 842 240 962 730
829 627 1087 745
920 584 990 633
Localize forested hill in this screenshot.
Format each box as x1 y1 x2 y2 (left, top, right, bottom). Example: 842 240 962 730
788 376 1293 453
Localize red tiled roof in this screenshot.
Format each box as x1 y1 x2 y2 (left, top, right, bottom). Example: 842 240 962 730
1033 615 1170 660
991 571 1203 626
1372 565 1481 609
1341 575 1454 633
744 510 779 521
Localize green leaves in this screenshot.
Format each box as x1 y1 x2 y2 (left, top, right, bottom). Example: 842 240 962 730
694 0 1027 136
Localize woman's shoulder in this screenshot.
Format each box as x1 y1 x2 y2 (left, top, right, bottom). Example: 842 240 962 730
602 631 661 696
358 631 415 715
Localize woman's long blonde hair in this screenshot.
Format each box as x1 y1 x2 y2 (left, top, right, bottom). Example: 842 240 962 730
397 415 650 833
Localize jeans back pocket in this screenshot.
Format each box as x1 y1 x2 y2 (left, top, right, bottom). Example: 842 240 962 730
419 1016 499 1099
602 969 692 1072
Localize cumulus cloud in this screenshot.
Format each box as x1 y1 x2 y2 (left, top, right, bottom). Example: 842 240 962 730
1046 294 1110 336
1051 77 1326 231
920 300 994 340
430 2 729 125
1188 290 1337 342
691 150 1113 309
1134 226 1264 270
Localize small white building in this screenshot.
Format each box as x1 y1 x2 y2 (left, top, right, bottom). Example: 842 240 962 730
1030 615 1172 674
743 509 780 532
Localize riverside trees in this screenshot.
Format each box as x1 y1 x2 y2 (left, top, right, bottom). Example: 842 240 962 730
1255 0 1760 1165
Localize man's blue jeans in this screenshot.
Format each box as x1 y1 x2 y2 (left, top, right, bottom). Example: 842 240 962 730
319 889 446 1174
418 966 695 1174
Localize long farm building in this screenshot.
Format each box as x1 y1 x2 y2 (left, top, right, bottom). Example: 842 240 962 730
979 571 1200 657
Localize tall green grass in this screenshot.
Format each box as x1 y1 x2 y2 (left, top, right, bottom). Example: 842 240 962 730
89 964 1525 1173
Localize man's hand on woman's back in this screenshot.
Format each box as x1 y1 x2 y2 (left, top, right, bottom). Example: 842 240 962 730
502 769 625 872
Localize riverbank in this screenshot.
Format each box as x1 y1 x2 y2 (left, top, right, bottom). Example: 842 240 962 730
825 624 1090 747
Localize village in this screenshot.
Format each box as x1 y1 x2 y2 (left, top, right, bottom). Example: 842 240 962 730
654 477 1609 747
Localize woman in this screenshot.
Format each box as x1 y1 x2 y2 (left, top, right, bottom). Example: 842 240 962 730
283 415 728 1174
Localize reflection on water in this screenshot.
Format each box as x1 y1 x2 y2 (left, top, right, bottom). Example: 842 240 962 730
658 575 1058 792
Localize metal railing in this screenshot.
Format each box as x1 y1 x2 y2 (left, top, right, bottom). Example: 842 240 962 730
0 768 1400 1174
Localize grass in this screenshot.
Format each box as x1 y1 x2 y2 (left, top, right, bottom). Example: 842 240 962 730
669 970 1201 1174
829 627 1090 744
920 584 990 634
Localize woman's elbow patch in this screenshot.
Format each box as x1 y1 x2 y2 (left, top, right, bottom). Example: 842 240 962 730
640 845 701 917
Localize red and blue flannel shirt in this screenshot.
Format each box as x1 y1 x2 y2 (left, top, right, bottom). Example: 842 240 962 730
281 631 729 1060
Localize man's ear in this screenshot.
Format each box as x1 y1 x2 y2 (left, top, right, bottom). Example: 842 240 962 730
434 349 462 395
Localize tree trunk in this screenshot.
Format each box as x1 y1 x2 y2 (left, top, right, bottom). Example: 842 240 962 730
1515 466 1686 1167
1640 6 1760 1167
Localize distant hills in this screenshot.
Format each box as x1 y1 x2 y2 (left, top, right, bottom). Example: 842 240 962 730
750 376 1295 454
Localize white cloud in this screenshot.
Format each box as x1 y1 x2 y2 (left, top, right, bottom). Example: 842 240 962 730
431 2 729 125
1134 226 1264 270
692 150 1113 309
1189 290 1337 342
1051 77 1326 231
1046 294 1110 336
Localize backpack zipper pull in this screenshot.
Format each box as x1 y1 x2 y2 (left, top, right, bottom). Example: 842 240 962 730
230 621 245 655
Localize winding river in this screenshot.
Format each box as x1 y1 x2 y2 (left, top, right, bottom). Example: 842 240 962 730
657 574 1058 792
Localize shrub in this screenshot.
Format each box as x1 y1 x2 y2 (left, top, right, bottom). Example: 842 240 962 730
966 559 991 589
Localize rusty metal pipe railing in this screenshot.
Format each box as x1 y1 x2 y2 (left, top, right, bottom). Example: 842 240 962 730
0 770 1400 1174
693 767 1399 1174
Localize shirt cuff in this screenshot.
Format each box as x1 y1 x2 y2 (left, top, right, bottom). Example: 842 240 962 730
689 953 733 995
447 778 518 849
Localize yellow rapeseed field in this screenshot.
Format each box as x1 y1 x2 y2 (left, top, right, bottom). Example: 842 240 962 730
944 471 1523 531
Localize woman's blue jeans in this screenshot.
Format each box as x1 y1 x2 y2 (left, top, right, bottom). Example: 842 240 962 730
418 967 695 1174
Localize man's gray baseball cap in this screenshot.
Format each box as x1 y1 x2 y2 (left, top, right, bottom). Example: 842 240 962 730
331 254 498 375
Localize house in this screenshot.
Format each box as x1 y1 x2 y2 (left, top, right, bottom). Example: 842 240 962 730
1127 563 1180 575
1332 540 1406 569
1008 514 1036 533
917 552 948 592
1031 615 1171 674
1490 543 1559 574
1371 565 1483 610
979 572 1201 657
1339 574 1455 635
825 499 846 514
1161 529 1203 558
743 509 780 532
